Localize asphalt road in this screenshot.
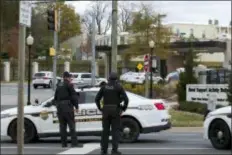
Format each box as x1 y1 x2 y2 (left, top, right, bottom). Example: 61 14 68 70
1 83 231 154
1 132 231 154
1 83 54 110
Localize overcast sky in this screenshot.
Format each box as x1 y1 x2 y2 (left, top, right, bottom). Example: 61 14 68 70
66 1 231 26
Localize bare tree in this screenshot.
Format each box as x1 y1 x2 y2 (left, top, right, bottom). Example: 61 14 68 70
82 1 111 35
118 2 137 32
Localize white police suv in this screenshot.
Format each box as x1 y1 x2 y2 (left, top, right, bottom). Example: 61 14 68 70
32 71 61 89
203 106 231 149
1 86 171 143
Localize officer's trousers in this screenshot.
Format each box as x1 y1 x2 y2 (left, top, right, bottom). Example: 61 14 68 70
57 111 78 146
101 109 120 152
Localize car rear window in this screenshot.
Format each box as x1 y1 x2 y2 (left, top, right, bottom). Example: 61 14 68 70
77 90 147 104
34 73 45 77
71 74 78 78
78 91 98 104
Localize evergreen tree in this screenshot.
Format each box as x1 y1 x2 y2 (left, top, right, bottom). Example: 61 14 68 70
177 36 198 102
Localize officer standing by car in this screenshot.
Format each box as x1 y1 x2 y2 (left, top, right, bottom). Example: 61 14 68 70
95 72 129 155
54 71 80 148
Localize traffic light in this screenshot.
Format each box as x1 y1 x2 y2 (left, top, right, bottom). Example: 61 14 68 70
47 9 58 31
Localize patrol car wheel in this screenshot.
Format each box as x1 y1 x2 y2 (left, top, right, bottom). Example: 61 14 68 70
120 118 140 143
9 119 37 143
209 119 231 150
48 81 52 88
33 85 38 89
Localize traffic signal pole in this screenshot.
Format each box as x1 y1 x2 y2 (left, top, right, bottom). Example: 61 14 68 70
52 24 58 91
50 4 60 91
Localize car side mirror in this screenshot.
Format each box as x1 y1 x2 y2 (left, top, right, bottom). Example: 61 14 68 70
35 99 39 104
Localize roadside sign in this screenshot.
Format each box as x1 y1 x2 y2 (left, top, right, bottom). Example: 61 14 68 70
49 47 56 56
137 63 143 71
19 1 32 27
144 54 150 72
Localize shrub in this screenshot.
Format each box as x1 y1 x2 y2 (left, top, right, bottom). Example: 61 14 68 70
178 101 207 115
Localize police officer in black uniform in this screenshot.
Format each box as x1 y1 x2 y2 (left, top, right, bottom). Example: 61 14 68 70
95 72 129 155
54 71 79 148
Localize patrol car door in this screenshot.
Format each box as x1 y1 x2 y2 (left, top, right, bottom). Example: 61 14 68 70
77 91 102 132
39 99 80 134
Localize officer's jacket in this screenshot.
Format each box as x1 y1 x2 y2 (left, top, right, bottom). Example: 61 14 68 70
95 80 129 112
54 80 79 110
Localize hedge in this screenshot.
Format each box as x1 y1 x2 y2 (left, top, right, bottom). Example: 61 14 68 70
178 101 226 115
121 82 177 99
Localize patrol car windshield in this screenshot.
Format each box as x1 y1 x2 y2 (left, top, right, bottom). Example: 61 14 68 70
34 73 45 77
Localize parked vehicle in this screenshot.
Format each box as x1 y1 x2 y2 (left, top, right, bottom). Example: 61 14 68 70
203 106 231 150
69 72 107 86
32 71 61 89
121 72 163 84
1 86 171 143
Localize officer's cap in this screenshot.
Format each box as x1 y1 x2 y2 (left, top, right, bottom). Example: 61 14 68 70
109 72 118 80
63 71 71 78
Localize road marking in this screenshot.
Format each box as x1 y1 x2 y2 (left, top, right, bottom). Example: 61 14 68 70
58 143 100 154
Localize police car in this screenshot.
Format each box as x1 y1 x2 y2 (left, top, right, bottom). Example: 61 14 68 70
1 86 171 143
203 106 231 149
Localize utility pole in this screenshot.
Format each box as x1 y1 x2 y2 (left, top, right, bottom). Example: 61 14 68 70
91 13 96 86
52 3 60 91
111 0 118 73
17 24 26 155
17 1 32 154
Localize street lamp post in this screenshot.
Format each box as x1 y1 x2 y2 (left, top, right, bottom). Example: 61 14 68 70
26 33 34 105
149 40 155 99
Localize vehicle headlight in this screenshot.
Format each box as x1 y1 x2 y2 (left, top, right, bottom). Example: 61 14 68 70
1 113 11 119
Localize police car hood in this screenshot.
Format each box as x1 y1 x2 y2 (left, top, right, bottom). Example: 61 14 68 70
1 105 44 115
209 106 231 115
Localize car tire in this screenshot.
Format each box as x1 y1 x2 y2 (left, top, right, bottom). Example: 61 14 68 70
120 118 140 143
33 85 38 89
48 81 52 88
209 119 231 150
8 119 38 143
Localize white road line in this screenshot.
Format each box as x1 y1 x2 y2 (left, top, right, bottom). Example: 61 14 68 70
58 143 100 154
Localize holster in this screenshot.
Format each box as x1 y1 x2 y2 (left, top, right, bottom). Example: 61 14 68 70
56 100 73 113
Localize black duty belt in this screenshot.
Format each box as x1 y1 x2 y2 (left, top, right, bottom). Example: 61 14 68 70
57 100 71 104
